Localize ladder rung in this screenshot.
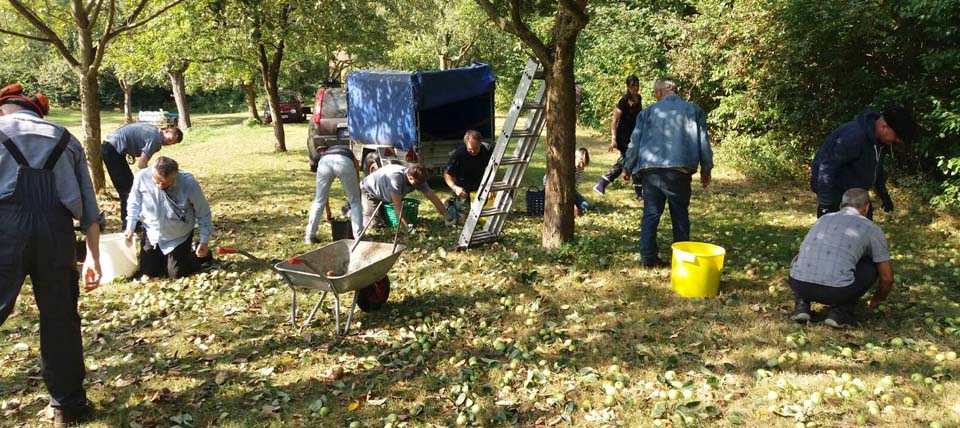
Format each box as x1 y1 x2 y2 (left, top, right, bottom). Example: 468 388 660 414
479 207 511 217
499 156 527 166
489 182 517 193
470 231 498 244
520 101 544 110
508 129 540 139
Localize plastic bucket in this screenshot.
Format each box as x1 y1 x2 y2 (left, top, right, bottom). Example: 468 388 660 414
383 198 420 227
99 233 138 282
670 241 726 298
330 219 354 240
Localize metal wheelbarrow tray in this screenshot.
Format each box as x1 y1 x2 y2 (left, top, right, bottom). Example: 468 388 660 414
276 239 405 335
274 240 405 294
218 200 407 335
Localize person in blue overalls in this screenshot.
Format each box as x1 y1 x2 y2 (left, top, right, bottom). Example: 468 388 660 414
0 83 103 427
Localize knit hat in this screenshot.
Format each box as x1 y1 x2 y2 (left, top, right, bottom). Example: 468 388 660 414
882 106 916 143
0 83 49 117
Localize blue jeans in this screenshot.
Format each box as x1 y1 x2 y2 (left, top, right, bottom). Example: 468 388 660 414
306 154 363 240
640 169 691 260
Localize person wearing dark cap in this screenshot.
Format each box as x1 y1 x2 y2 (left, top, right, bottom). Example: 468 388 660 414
810 106 916 219
0 84 102 427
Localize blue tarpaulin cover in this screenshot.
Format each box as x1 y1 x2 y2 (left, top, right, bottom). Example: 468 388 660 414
348 63 496 151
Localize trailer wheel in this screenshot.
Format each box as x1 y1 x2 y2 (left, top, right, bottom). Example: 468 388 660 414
363 152 381 177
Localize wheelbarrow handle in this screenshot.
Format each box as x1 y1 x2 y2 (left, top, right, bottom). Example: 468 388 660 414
216 247 237 255
288 257 303 264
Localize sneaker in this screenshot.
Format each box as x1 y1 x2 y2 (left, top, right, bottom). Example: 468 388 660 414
305 235 320 245
824 306 858 329
640 257 669 269
790 299 811 323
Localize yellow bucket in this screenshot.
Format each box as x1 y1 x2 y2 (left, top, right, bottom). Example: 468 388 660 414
670 241 726 298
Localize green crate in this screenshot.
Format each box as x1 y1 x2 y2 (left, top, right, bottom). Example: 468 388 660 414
383 198 420 227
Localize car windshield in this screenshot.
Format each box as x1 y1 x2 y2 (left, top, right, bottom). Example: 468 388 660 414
321 91 348 118
278 92 301 104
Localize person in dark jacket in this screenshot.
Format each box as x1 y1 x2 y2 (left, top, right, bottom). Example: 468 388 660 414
811 107 916 218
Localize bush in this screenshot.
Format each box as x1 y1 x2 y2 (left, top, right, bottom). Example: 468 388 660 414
716 132 811 185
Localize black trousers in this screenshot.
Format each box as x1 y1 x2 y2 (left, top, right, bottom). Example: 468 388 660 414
101 142 134 229
0 205 87 412
139 230 202 279
789 258 877 307
602 152 627 181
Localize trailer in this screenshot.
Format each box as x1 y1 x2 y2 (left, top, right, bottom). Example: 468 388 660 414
347 62 496 174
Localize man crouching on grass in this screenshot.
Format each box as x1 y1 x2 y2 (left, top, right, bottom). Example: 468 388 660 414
360 163 447 230
125 156 213 279
788 188 894 328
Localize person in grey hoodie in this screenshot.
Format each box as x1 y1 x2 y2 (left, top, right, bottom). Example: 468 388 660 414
623 77 713 268
810 107 915 219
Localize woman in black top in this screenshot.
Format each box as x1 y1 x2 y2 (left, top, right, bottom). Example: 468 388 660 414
594 75 642 198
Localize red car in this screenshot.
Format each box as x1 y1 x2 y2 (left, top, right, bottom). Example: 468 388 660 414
263 90 305 123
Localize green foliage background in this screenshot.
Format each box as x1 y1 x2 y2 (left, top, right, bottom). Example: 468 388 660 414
1 0 958 207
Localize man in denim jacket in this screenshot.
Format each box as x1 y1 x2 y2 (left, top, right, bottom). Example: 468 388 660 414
623 77 713 268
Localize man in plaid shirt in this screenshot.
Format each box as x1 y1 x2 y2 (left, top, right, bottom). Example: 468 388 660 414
788 188 894 328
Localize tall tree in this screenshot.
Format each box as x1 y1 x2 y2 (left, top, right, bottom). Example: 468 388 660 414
0 0 184 191
474 0 589 249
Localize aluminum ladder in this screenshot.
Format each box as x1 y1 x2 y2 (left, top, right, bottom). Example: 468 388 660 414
455 57 546 250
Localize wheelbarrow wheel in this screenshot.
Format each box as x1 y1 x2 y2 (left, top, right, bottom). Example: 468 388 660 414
357 277 390 312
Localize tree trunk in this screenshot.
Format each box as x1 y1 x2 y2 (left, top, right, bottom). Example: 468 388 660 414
78 71 106 192
167 62 192 129
241 81 261 122
119 78 135 124
541 40 578 249
257 40 286 151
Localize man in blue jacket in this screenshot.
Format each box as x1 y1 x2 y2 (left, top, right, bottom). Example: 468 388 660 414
624 77 713 268
811 107 915 218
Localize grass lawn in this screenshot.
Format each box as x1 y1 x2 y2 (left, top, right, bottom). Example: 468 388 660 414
2 110 959 428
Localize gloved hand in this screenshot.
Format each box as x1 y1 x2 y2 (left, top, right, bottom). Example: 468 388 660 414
817 202 839 218
879 191 894 212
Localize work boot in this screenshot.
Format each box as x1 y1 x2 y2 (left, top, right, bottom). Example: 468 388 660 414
790 299 811 323
593 177 610 195
640 257 669 269
825 305 858 329
50 404 92 428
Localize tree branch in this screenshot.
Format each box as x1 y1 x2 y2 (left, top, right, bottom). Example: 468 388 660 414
558 0 588 28
87 0 106 28
473 0 550 64
0 27 53 42
6 0 80 67
105 0 185 41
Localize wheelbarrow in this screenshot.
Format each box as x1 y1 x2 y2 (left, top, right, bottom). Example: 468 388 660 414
217 201 405 335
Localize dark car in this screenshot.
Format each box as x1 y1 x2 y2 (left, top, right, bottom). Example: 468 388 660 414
307 86 349 171
264 90 305 123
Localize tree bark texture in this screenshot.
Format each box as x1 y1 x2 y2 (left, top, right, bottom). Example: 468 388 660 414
119 78 135 124
167 63 192 129
241 81 261 122
541 40 578 249
79 71 105 191
256 30 287 152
